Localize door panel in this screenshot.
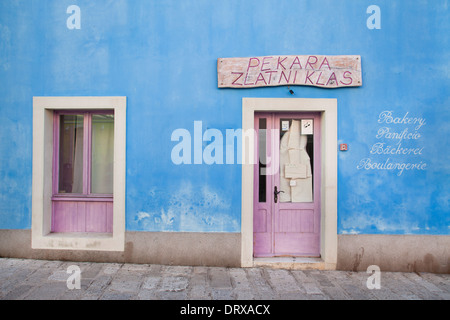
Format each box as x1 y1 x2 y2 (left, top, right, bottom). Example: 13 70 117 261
254 209 268 233
254 112 321 257
276 209 314 233
274 233 320 256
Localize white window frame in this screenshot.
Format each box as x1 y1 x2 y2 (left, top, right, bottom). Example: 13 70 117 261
32 97 126 251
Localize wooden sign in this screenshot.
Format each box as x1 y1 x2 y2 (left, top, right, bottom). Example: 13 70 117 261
217 55 362 89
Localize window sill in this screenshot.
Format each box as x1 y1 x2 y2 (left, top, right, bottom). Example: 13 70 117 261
32 231 123 252
46 232 113 238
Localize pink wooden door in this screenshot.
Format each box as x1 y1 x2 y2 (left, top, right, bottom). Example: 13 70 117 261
254 112 321 257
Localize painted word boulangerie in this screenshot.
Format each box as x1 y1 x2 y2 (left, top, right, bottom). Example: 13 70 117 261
218 55 362 88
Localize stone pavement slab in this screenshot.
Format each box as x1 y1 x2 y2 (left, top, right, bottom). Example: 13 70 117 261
0 258 448 301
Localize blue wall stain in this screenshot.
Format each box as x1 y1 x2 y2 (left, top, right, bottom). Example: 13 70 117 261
0 0 448 234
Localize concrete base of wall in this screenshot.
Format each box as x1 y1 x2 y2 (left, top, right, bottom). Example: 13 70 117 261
0 230 449 273
0 230 241 267
337 234 450 274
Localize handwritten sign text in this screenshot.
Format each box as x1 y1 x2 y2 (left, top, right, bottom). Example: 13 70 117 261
217 55 362 89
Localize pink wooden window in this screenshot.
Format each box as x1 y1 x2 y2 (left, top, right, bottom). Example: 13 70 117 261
52 110 114 233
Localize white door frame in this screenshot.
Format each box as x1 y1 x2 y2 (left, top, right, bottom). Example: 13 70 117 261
241 98 337 269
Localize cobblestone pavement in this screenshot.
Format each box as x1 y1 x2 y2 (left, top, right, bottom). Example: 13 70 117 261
0 258 448 300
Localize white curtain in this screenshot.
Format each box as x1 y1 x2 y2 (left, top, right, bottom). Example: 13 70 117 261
91 115 114 194
71 120 84 193
59 115 84 194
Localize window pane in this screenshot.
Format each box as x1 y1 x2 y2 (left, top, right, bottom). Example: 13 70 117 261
91 114 114 194
58 115 84 194
258 118 267 203
279 118 313 203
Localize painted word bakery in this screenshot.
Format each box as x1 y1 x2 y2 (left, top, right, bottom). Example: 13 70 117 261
0 1 448 273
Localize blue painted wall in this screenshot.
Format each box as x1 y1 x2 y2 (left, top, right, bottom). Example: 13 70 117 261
0 1 448 235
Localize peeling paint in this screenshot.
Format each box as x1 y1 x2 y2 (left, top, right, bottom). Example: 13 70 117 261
132 182 238 232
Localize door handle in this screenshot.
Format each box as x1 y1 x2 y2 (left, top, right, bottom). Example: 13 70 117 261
274 186 284 203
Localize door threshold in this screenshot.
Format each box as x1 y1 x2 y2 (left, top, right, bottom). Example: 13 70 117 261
253 257 326 270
